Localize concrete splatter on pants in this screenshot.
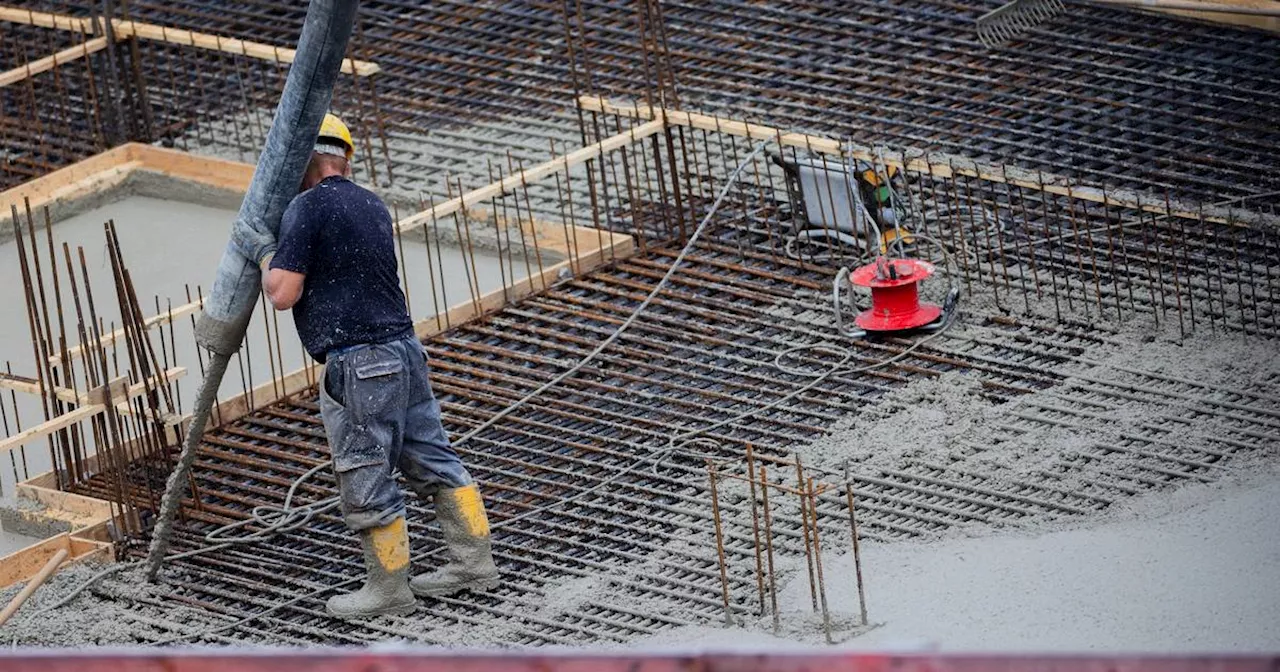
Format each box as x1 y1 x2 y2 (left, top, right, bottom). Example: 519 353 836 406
317 335 472 531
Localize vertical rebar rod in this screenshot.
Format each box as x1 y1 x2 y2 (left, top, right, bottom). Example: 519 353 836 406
428 195 451 330
706 461 734 626
419 195 444 331
392 203 412 319
845 479 868 626
744 443 766 616
795 454 818 612
450 177 483 315
760 464 780 634
77 245 133 539
259 291 280 401
807 477 832 645
11 206 60 490
550 140 582 277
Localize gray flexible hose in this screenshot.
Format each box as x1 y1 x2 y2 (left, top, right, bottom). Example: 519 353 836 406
144 351 230 580
145 0 359 581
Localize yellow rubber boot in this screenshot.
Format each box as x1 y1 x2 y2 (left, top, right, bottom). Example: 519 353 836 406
326 517 417 618
410 484 500 597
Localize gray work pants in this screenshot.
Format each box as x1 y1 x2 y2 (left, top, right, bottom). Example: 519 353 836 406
318 335 472 531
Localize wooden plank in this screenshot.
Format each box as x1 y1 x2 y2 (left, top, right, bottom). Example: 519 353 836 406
0 549 67 626
130 144 254 192
581 96 839 155
0 372 69 402
50 297 203 366
117 21 380 76
0 35 109 88
1145 0 1280 33
580 96 1276 229
0 143 139 228
0 7 94 32
0 367 185 453
0 535 72 588
15 482 114 528
394 118 666 236
112 367 185 403
4 144 251 243
0 532 112 589
83 376 129 406
0 405 102 456
0 368 186 411
0 6 380 76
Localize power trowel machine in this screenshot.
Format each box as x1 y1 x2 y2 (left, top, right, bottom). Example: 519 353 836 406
771 153 959 339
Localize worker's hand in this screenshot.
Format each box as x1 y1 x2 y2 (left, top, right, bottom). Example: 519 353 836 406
230 220 278 269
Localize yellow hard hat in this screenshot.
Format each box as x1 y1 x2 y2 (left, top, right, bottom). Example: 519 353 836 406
317 113 354 161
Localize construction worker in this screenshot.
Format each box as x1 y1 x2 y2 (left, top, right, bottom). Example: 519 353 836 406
235 113 499 618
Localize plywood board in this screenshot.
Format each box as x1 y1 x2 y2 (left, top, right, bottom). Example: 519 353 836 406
1148 0 1280 32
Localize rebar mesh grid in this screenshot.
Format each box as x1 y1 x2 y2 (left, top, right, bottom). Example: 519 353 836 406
5 1 1278 207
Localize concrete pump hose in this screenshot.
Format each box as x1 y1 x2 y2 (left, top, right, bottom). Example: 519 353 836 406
144 0 361 582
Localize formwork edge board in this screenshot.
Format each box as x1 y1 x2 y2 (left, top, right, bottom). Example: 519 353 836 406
0 35 110 88
1148 0 1280 33
395 118 666 235
1 142 251 235
0 367 188 454
0 367 186 408
0 405 103 456
0 7 380 75
0 7 93 32
0 532 111 588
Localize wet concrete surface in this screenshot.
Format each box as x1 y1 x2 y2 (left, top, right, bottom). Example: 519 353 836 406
0 527 41 556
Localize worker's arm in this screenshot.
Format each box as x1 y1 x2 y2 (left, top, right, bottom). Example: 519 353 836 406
260 199 314 311
262 260 305 310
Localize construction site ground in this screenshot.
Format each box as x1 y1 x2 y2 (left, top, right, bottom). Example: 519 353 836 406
1 0 1279 655
5 330 1280 650
5 229 1280 647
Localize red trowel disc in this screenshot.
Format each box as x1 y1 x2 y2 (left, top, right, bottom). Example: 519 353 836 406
849 258 943 332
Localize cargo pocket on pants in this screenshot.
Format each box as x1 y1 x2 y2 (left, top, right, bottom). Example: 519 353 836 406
319 362 383 474
334 347 405 473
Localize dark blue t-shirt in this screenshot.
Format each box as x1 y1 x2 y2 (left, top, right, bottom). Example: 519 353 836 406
270 176 413 362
